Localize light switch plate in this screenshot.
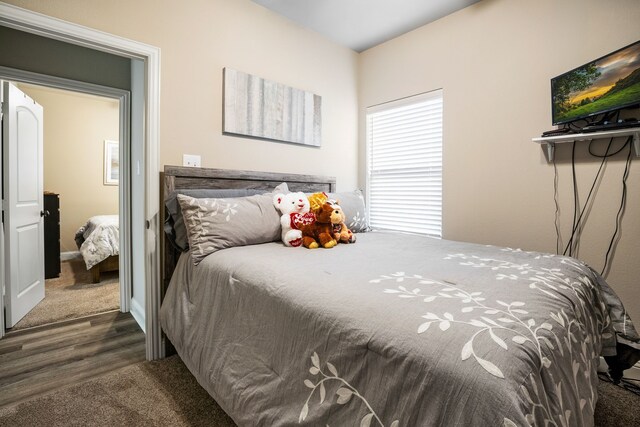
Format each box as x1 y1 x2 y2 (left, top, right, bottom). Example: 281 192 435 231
182 154 201 167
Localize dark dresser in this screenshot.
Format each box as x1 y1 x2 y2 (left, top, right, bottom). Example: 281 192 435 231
44 192 61 279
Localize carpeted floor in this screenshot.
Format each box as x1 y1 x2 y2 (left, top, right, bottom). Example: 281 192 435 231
11 259 120 330
0 355 637 426
0 355 235 427
595 378 640 427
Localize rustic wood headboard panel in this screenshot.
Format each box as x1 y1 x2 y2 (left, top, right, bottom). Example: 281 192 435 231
160 165 336 297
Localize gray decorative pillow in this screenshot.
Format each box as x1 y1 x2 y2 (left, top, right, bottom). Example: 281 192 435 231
328 190 370 233
165 183 289 251
177 193 281 265
165 189 261 251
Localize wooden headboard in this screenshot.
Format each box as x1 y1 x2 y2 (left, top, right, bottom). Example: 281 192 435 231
160 165 336 296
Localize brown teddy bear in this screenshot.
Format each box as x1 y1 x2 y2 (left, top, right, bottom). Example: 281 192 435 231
299 200 343 249
330 204 356 244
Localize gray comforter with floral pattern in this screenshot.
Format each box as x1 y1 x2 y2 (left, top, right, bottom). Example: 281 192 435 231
74 215 119 270
160 232 639 427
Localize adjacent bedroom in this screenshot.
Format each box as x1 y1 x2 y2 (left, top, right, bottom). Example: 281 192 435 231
0 0 639 426
8 83 121 329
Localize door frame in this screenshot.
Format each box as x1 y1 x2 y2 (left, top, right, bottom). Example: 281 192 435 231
0 68 132 320
0 2 163 360
0 82 3 338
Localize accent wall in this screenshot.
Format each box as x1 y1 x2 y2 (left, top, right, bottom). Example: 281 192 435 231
358 0 640 322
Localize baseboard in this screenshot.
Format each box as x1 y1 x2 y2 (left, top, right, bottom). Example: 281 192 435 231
60 251 82 261
130 297 145 334
598 357 640 380
627 361 640 381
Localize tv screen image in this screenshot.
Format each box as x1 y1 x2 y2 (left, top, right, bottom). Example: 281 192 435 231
551 40 640 125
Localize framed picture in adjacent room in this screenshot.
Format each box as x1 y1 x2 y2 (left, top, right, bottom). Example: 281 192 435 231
103 140 119 185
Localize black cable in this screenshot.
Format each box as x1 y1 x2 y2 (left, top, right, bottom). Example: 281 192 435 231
589 136 630 158
565 142 579 257
562 139 615 256
568 118 590 131
601 141 633 276
553 154 562 254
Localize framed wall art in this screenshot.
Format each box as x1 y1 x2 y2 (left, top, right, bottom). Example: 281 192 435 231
103 140 119 185
223 68 322 147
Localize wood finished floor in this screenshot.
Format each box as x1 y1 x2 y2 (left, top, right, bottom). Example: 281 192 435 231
0 310 145 408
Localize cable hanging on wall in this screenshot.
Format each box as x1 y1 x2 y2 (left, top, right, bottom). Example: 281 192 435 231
600 139 633 277
555 135 633 277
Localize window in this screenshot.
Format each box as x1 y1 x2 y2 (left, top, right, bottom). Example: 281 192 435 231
366 90 443 237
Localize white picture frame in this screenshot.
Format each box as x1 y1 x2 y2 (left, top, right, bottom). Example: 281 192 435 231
104 140 119 185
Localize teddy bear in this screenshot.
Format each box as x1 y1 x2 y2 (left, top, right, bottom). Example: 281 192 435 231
308 192 355 244
273 192 315 247
299 199 343 249
327 199 356 244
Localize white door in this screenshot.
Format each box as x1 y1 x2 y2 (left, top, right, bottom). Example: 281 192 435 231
2 81 45 328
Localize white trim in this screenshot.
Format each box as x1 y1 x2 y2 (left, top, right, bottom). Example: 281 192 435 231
129 296 146 334
0 2 162 360
0 4 148 60
628 361 640 381
0 81 4 340
0 66 128 100
60 251 82 261
366 89 443 115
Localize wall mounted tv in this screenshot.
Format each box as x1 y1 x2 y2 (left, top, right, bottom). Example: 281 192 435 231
551 40 640 125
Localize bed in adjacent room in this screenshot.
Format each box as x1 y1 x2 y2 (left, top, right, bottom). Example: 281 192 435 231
159 166 640 427
74 215 119 283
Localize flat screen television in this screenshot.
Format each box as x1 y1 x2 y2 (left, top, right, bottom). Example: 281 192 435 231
551 40 640 125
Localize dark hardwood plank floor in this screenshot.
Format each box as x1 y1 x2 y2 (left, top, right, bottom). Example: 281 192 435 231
0 310 145 408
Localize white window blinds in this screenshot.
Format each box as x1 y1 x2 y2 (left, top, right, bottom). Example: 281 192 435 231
366 89 443 237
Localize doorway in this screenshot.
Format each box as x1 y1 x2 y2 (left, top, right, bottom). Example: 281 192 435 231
0 68 133 338
0 2 161 359
6 82 122 330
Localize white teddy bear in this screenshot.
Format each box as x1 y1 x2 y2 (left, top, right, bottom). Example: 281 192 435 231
273 192 314 247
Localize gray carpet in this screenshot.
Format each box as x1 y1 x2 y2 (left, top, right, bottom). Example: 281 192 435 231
0 355 637 426
0 355 235 427
12 259 120 330
595 378 640 426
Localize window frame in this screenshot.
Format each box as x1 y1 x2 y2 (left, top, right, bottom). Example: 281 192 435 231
365 89 443 237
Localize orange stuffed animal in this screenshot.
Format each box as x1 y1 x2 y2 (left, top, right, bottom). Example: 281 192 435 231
299 200 343 249
329 198 356 244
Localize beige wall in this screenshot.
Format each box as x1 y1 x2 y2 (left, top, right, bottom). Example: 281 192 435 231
6 0 638 320
4 0 360 191
359 0 640 321
18 84 119 252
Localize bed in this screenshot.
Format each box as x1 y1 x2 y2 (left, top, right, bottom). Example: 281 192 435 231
74 215 119 283
159 166 640 427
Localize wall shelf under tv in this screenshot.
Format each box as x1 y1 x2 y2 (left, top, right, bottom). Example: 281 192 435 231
532 127 640 162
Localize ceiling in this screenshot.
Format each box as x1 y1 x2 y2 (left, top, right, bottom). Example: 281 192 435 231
251 0 481 52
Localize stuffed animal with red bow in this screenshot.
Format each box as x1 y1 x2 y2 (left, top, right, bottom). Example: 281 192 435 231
299 194 344 249
307 192 355 245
